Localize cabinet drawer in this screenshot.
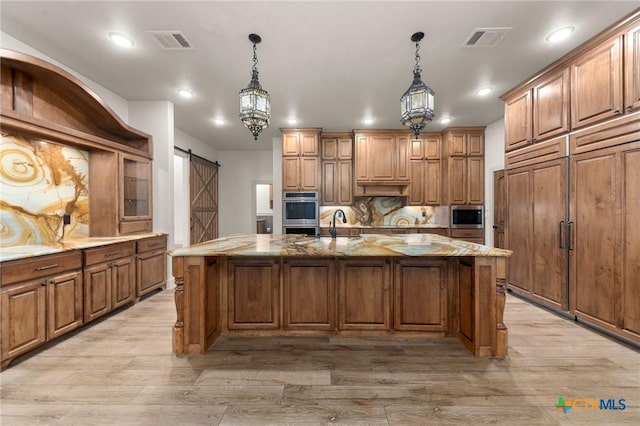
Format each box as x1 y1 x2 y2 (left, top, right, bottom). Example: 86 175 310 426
84 242 134 266
119 220 152 235
137 235 167 253
450 229 484 239
1 251 82 287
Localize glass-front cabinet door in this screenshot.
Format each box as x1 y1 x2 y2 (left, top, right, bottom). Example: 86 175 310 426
119 153 152 234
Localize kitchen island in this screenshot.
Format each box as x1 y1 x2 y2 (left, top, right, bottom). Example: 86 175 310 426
169 233 511 358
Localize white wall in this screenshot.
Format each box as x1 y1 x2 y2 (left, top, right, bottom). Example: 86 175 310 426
272 137 283 233
218 150 273 236
175 128 219 163
128 101 175 246
484 118 506 247
1 31 129 123
256 184 274 216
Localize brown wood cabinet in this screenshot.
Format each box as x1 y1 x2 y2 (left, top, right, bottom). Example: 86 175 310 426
338 258 391 330
282 129 321 191
321 134 353 205
354 132 411 183
228 258 280 329
505 155 567 310
0 251 83 369
91 152 153 236
571 35 624 129
450 228 484 245
504 89 532 152
443 128 484 206
406 134 442 206
394 259 447 331
136 235 167 299
283 258 335 330
504 69 570 151
533 68 571 142
83 242 135 322
569 140 640 342
626 24 640 113
446 156 484 206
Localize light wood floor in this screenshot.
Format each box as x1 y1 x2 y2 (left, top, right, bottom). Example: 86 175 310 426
1 290 638 425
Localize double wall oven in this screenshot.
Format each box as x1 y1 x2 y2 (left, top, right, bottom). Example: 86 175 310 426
282 191 319 236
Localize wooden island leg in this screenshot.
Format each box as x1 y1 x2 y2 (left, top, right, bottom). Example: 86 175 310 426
172 256 185 356
495 257 508 358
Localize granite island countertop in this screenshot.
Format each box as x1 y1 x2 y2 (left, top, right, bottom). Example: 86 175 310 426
0 233 167 263
318 224 449 229
169 233 511 258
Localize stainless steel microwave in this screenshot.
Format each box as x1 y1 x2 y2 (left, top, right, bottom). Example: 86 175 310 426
282 192 319 226
450 205 484 229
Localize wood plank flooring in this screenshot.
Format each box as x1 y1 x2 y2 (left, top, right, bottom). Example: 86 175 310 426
1 290 639 425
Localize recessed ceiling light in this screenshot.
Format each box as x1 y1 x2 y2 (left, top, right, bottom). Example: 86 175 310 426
440 117 452 124
287 118 298 125
108 32 134 48
177 89 194 98
213 118 225 126
363 117 374 125
546 26 575 43
475 87 493 97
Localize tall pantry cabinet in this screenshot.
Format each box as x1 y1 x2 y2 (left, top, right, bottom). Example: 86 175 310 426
502 8 640 345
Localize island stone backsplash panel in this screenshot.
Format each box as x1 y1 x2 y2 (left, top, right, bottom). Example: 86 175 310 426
1 133 89 246
320 197 449 227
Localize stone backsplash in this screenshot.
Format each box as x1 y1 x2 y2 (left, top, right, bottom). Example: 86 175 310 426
1 133 89 246
320 197 449 227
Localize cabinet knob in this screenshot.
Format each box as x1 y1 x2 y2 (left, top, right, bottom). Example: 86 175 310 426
613 109 620 114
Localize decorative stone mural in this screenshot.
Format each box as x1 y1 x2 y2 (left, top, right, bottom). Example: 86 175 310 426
0 133 89 246
320 197 449 227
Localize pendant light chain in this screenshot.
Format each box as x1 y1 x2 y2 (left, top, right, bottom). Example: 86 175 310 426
414 40 421 74
252 42 259 73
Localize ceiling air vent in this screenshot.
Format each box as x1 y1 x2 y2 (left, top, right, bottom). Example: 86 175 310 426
463 27 511 48
147 31 194 50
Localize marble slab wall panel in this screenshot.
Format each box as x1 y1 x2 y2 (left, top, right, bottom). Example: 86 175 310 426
320 197 449 227
1 133 89 246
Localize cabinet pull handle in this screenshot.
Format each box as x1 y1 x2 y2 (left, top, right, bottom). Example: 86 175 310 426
558 220 564 249
567 221 574 250
627 105 633 111
105 251 121 257
35 264 58 271
613 109 620 114
41 281 47 286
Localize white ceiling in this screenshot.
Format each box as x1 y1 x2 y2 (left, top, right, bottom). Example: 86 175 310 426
1 1 639 151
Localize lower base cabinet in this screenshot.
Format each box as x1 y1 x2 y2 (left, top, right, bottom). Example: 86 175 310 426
1 263 83 369
283 259 335 330
83 245 135 323
1 234 168 370
450 228 485 244
228 258 280 329
338 259 391 330
394 259 447 331
136 235 168 298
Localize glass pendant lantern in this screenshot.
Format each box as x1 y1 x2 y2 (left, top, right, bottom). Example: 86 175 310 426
400 32 435 138
239 33 270 141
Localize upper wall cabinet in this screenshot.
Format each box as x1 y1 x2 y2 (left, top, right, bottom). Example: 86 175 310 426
504 68 570 152
626 24 640 113
571 35 624 129
321 133 353 205
281 129 321 191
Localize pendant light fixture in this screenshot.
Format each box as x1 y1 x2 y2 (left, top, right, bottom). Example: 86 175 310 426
400 32 435 138
239 33 270 140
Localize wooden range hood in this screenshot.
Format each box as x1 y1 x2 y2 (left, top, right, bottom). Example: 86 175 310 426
355 180 409 197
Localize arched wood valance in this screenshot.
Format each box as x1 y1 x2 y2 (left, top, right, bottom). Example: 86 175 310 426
1 49 152 158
